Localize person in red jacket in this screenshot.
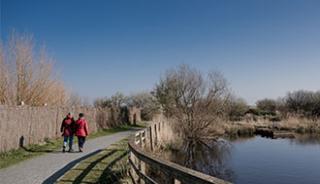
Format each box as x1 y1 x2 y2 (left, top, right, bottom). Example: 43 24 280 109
75 113 89 152
60 112 75 153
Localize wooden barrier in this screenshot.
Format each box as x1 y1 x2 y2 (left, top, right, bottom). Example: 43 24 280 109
128 122 232 184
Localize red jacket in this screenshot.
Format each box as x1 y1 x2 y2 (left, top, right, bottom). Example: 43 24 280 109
75 118 89 137
60 117 75 136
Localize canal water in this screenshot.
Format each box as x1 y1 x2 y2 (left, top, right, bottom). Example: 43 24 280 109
170 135 320 184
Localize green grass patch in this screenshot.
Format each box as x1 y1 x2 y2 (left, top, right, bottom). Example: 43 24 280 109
0 137 62 169
56 138 131 184
0 123 143 170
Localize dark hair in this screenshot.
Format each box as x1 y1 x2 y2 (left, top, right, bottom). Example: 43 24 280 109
79 113 84 118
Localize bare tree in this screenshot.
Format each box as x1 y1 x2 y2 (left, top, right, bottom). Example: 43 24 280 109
67 93 91 107
9 33 34 104
155 64 230 167
0 44 10 104
127 92 160 120
94 91 160 121
285 90 320 117
94 92 128 108
0 32 68 106
93 92 129 124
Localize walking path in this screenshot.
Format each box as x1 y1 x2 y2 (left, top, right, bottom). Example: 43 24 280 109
0 131 134 184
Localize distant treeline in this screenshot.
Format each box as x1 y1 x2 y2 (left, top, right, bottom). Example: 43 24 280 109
228 90 320 121
93 92 160 121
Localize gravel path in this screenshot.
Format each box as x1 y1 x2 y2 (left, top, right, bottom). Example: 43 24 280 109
0 131 134 184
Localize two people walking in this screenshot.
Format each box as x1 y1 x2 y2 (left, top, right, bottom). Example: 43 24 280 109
60 113 89 153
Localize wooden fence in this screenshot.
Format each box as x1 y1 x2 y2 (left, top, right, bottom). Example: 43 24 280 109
0 105 141 152
128 121 232 184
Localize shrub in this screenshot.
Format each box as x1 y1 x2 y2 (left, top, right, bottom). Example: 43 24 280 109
226 97 249 121
256 98 278 114
285 90 320 118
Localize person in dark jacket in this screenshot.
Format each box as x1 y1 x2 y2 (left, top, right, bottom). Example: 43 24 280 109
75 113 89 152
60 112 75 153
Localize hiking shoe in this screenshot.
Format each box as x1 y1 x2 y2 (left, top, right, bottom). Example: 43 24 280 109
68 148 74 153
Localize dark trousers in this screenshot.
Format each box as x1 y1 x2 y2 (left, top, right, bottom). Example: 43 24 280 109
77 136 86 148
63 135 74 149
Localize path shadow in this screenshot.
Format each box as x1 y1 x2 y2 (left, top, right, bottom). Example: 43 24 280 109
42 149 102 184
97 151 129 183
71 150 117 183
55 148 129 184
19 136 65 154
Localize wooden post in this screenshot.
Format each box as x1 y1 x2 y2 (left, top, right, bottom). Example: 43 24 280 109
139 132 143 147
130 152 138 183
154 124 158 146
158 122 161 141
149 126 153 151
162 121 165 130
138 159 142 184
143 130 146 145
163 171 175 184
140 161 146 184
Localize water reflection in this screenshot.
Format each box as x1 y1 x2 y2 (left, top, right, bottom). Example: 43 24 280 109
168 134 320 184
169 138 235 182
194 139 235 182
290 134 320 145
227 135 255 143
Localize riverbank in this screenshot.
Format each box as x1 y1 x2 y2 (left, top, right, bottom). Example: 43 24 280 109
155 119 320 183
218 117 320 138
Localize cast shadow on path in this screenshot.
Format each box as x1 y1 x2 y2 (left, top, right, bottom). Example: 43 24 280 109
42 150 102 184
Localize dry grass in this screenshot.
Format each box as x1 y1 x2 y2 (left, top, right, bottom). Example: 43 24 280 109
221 117 320 136
159 116 320 144
280 117 320 133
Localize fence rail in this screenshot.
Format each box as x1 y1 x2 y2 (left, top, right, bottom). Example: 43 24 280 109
128 121 232 184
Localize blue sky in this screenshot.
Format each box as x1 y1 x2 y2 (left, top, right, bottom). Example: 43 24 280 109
1 0 320 104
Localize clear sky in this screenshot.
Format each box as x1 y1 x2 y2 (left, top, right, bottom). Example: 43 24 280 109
1 0 320 104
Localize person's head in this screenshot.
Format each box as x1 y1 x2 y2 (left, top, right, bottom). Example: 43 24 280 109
79 113 84 119
67 112 73 118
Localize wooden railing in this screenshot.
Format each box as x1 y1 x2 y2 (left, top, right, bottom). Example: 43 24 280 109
128 121 232 184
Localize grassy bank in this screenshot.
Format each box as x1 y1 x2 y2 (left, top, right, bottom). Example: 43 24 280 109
214 117 320 138
56 138 131 184
0 124 144 169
